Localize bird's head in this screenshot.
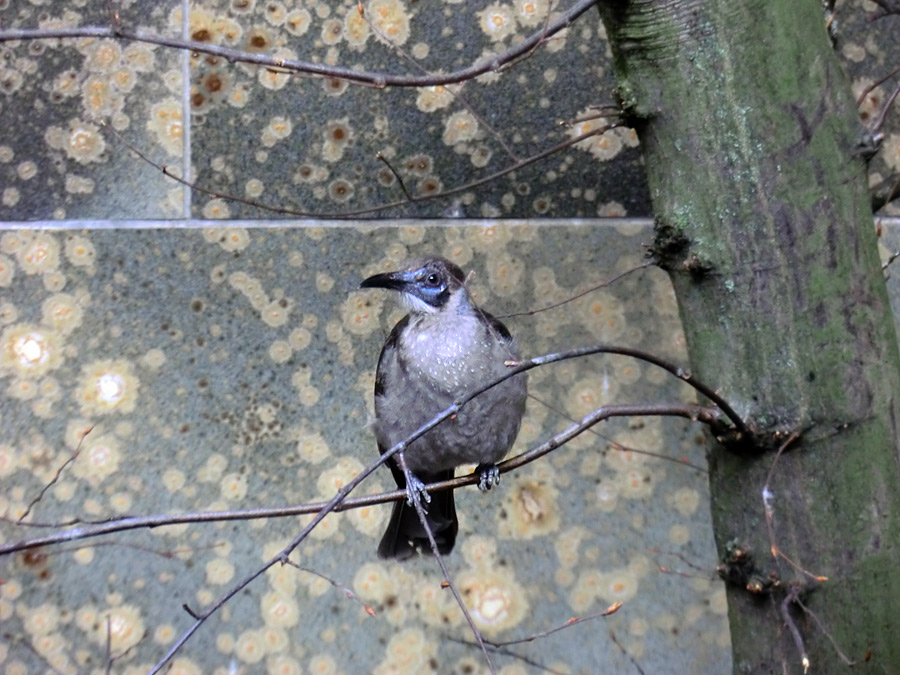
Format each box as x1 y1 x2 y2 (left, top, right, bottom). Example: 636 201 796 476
360 257 468 314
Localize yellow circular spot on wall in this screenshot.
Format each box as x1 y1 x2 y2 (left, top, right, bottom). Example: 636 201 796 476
341 291 384 336
344 10 370 46
478 3 517 41
458 568 529 632
22 603 59 636
72 433 121 484
416 84 455 113
374 628 435 673
202 198 232 219
220 472 248 501
309 653 339 675
668 523 691 546
442 110 480 145
16 233 60 275
261 591 300 628
296 429 330 464
1 323 63 378
370 0 411 45
64 119 107 164
669 487 701 516
75 359 139 416
316 456 364 495
234 629 266 664
41 293 83 335
285 8 312 36
85 605 144 653
147 98 183 156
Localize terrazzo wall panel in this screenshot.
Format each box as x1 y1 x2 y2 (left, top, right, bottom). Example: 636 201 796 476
1 1 898 224
0 223 733 673
1 0 900 673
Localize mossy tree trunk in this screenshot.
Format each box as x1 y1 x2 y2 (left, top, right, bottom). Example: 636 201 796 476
598 0 900 672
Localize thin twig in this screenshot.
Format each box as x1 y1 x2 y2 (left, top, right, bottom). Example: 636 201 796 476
376 152 414 202
447 635 566 674
490 602 621 647
499 262 654 319
608 629 646 675
867 0 900 20
856 63 900 106
105 120 622 219
871 78 900 133
105 616 113 675
396 451 496 675
792 594 857 666
872 174 900 213
650 548 714 578
762 431 828 583
527 392 708 472
283 559 376 617
19 425 94 522
0 0 600 88
1 343 739 557
781 586 810 674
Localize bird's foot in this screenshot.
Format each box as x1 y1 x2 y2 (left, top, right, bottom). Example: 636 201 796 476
404 472 431 507
476 464 500 491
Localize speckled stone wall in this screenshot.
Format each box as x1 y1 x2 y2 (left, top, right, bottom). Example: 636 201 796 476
1 0 900 674
0 223 734 674
0 1 897 221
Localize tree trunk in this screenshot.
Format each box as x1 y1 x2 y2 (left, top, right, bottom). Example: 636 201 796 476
598 0 900 672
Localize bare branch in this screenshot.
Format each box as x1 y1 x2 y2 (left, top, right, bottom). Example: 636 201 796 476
0 340 743 557
105 120 623 219
866 0 900 20
376 152 414 202
609 629 647 675
0 0 600 88
489 602 622 647
871 78 900 133
0 402 716 556
19 425 94 522
500 262 655 319
396 450 496 674
527 392 709 472
283 559 376 617
872 174 900 213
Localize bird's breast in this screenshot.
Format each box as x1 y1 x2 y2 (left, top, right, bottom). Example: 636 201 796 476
403 320 498 393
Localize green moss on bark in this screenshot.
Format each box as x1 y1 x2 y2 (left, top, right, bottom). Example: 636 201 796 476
600 0 900 672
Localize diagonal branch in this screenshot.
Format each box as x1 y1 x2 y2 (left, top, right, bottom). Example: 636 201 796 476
0 0 600 88
396 451 497 675
0 342 741 557
105 120 623 219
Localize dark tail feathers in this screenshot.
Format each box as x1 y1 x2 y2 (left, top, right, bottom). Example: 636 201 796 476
377 474 457 560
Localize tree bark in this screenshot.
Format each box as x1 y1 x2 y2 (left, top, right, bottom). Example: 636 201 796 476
598 0 900 672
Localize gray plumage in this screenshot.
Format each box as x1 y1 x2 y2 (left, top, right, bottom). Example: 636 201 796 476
360 257 527 560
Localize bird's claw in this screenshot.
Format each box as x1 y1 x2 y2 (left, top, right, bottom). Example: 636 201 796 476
476 464 500 491
405 473 431 506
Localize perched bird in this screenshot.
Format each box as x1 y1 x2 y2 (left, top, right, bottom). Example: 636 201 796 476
360 257 527 560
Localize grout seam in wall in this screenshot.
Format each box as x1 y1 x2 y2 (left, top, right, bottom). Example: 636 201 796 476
0 218 898 231
180 0 193 219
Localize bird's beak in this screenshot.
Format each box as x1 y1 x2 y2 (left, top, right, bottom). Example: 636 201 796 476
360 269 412 292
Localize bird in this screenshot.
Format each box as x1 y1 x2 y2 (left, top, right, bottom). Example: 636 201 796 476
360 257 528 560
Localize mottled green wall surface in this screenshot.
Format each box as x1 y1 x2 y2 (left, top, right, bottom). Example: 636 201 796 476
0 223 734 673
1 0 899 673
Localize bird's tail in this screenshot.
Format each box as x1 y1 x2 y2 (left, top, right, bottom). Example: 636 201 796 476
377 471 457 560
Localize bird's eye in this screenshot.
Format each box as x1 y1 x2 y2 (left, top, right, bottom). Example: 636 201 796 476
426 273 440 286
